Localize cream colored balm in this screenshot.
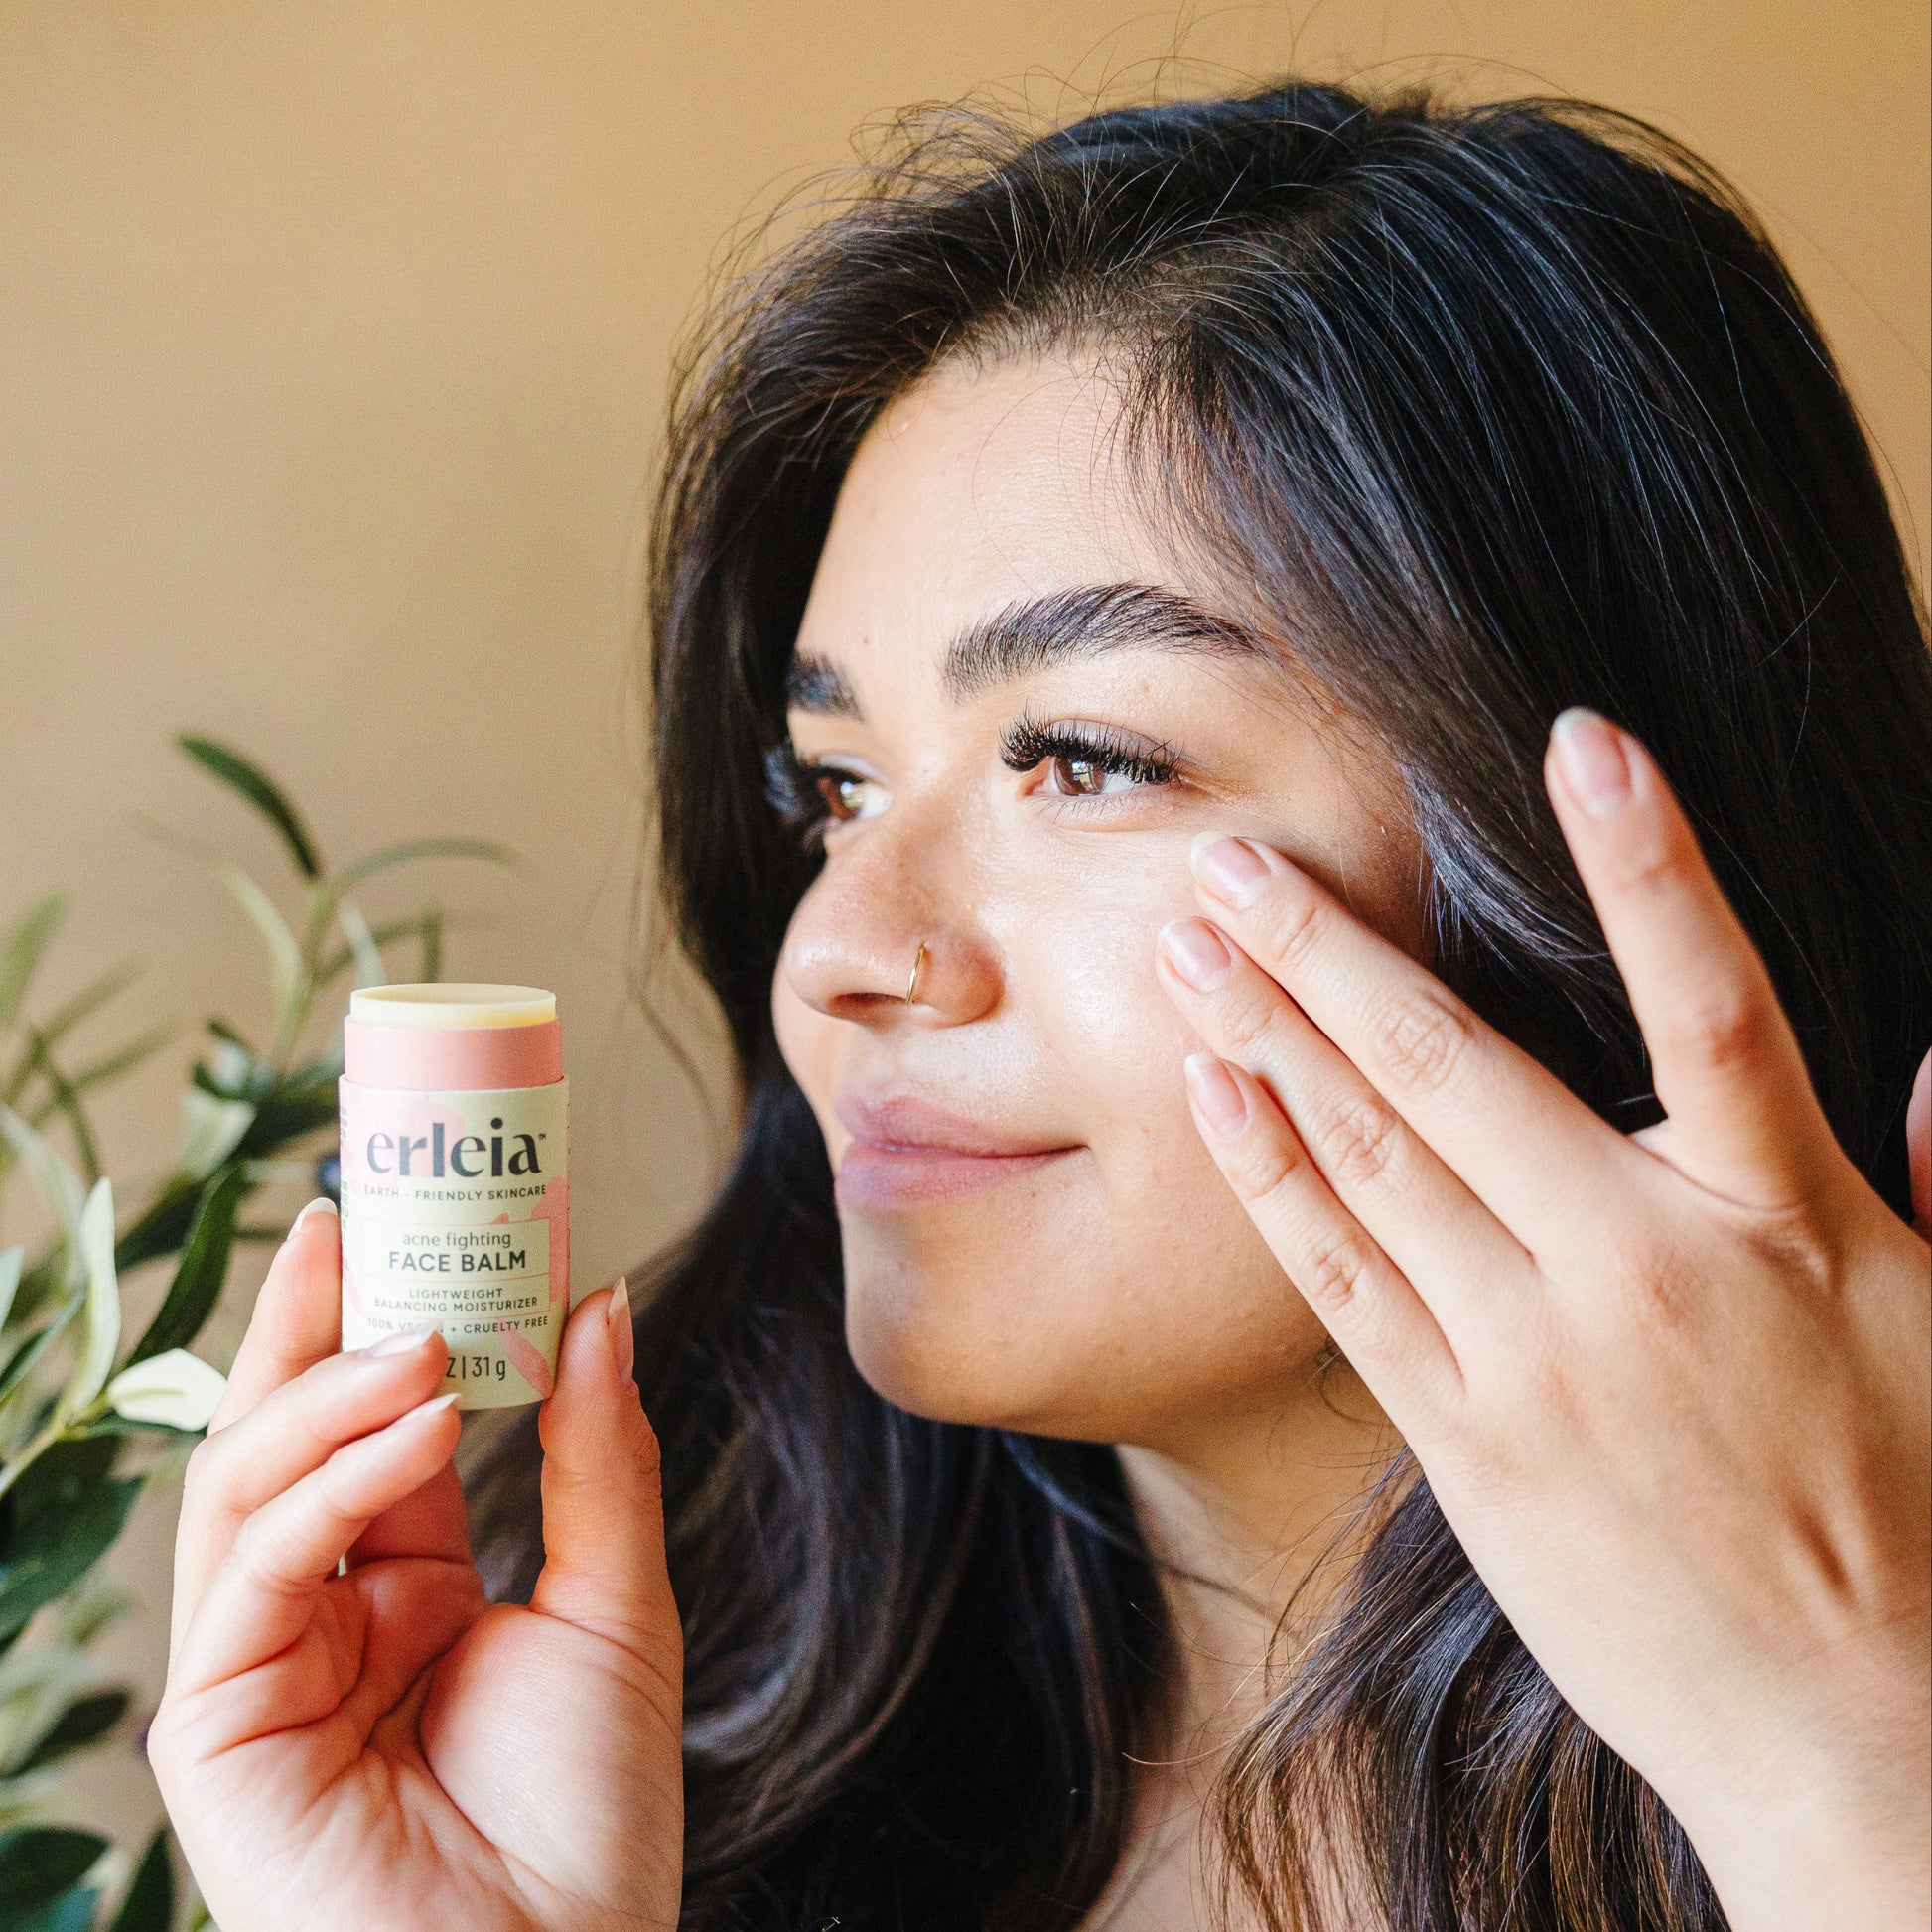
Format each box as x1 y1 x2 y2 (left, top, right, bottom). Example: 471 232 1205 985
338 984 569 1409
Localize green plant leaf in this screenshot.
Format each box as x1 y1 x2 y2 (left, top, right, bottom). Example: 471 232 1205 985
123 1166 245 1369
314 910 443 989
0 1108 84 1289
0 1315 73 1426
0 1633 98 1779
49 1027 175 1107
197 1027 272 1100
322 836 516 910
419 903 444 982
0 1443 138 1646
55 1181 118 1423
18 1037 99 1190
335 900 385 989
2 960 143 1113
212 867 304 1026
0 1824 104 1932
0 1253 19 1335
177 1088 254 1182
11 1689 129 1776
0 1825 103 1899
25 961 140 1059
176 737 322 880
50 1573 132 1648
109 1179 201 1279
235 1054 341 1158
107 1828 173 1932
9 1888 99 1932
0 897 69 1039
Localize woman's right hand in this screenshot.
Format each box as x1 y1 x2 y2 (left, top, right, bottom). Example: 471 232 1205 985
148 1200 684 1931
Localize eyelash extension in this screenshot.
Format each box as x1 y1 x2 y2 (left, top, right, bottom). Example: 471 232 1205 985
762 743 836 851
763 714 1183 855
999 712 1183 788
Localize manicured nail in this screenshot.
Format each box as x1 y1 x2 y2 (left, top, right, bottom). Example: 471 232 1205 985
1551 707 1631 818
1185 1053 1250 1139
1159 918 1234 991
401 1391 463 1426
360 1319 442 1359
293 1196 339 1231
607 1277 634 1384
1190 835 1271 909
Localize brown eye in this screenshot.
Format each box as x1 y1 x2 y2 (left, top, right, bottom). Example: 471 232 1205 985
1048 755 1127 796
812 769 888 823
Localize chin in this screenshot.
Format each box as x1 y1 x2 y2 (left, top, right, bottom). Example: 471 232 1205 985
837 1224 1056 1430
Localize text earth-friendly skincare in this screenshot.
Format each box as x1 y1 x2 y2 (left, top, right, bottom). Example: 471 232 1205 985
338 984 568 1410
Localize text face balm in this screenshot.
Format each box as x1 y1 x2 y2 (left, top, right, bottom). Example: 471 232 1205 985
338 984 569 1409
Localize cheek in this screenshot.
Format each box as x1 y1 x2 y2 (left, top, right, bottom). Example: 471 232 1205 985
897 857 1330 1438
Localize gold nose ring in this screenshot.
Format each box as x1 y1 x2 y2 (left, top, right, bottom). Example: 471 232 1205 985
904 940 928 1005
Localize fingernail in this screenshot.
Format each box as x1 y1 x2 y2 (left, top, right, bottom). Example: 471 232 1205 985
360 1319 443 1359
402 1391 463 1425
1159 917 1235 991
293 1196 339 1231
1185 1053 1250 1139
607 1276 634 1384
1551 707 1631 818
1190 835 1271 908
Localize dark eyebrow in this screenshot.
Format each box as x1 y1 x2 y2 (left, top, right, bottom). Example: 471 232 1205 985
782 655 863 717
784 582 1269 720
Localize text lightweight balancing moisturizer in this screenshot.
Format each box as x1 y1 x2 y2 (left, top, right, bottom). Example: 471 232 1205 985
338 984 569 1409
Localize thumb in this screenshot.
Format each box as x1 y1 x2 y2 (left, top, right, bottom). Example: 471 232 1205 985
530 1280 680 1657
1909 1048 1930 1242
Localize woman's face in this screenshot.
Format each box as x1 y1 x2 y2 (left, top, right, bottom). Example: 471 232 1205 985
772 351 1428 1454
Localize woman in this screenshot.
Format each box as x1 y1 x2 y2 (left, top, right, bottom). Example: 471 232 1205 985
148 80 1930 1931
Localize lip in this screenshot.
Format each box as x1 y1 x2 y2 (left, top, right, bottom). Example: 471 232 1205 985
833 1087 1080 1210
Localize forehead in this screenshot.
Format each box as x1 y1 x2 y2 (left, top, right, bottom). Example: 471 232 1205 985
794 352 1179 675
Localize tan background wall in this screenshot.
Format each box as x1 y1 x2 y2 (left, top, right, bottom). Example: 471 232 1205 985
3 0 1924 1878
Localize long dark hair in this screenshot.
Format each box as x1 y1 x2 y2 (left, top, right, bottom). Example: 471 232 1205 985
472 79 1931 1930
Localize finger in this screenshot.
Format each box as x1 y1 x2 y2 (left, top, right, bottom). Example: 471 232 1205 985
171 1323 449 1655
529 1281 681 1658
1157 916 1535 1341
170 1391 464 1699
1545 709 1840 1206
207 1197 344 1429
1187 831 1633 1255
1909 1048 1930 1241
1180 1051 1461 1437
345 1460 474 1569
333 1556 485 1747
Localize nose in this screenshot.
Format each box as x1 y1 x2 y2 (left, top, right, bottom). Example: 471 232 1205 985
779 828 1001 1028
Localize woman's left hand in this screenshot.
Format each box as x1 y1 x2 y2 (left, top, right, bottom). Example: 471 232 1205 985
1155 707 1930 1932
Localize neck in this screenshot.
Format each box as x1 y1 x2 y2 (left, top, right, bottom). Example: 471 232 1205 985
1102 1356 1398 1915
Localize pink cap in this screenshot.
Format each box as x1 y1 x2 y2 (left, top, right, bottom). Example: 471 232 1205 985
343 984 563 1091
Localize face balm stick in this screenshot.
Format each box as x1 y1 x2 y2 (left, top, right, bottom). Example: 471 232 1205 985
338 984 569 1409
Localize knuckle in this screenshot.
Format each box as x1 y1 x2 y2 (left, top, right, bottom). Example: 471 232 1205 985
1213 977 1283 1059
1745 1201 1841 1299
143 1700 186 1779
1253 887 1325 978
1601 828 1679 898
1655 984 1773 1076
1296 1225 1379 1317
1370 986 1473 1096
1312 1093 1405 1190
228 1513 294 1595
1230 1115 1308 1203
182 1431 225 1497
